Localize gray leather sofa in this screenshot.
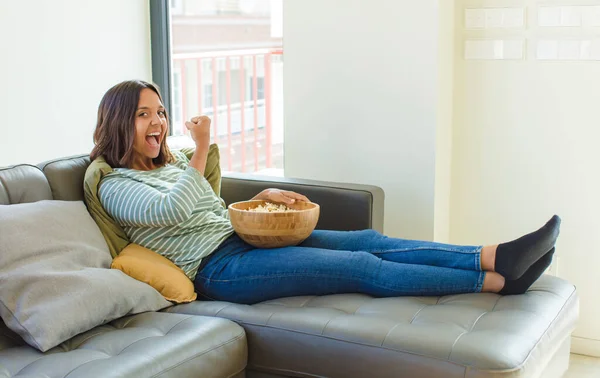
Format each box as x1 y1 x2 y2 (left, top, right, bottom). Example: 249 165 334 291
0 155 579 378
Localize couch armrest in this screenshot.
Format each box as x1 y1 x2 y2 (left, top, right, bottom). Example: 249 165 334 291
221 173 385 233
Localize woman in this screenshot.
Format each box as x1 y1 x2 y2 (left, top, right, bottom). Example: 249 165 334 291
92 80 560 304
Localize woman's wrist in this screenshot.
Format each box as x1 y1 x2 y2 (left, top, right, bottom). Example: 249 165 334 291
252 189 268 201
189 142 209 175
194 135 210 150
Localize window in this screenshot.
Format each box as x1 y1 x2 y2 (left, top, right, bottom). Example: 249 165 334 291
153 0 284 175
171 69 184 129
170 0 184 15
250 76 265 101
203 84 213 109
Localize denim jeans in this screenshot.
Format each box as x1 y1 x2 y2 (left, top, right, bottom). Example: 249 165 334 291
195 229 485 304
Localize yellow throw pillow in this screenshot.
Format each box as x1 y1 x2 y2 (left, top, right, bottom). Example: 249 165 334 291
111 244 197 303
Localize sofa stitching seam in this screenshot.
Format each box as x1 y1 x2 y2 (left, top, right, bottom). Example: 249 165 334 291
265 311 278 326
300 297 314 308
69 326 115 350
115 334 166 356
0 164 43 173
248 364 327 378
224 367 246 378
409 304 429 324
59 352 111 378
214 303 235 317
115 316 194 356
353 301 366 315
447 311 488 360
490 295 502 312
380 323 401 347
162 316 194 335
320 315 343 336
149 332 246 378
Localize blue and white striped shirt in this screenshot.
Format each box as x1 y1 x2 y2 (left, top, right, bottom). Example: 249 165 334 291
98 151 234 279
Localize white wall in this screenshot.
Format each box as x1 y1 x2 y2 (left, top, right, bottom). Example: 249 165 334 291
434 0 456 243
283 0 441 240
451 0 600 356
0 0 152 166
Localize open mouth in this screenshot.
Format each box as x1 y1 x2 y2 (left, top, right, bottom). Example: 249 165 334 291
145 132 161 147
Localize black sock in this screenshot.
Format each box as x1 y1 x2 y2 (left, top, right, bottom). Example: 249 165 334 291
499 248 555 295
495 215 560 280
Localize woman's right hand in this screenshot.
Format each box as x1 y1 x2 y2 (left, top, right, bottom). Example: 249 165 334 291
186 116 211 175
185 115 211 147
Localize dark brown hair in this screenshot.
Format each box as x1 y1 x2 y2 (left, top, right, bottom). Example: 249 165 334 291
90 80 173 168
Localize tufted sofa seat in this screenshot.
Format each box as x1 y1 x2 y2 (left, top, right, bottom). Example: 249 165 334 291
0 312 246 378
167 276 577 378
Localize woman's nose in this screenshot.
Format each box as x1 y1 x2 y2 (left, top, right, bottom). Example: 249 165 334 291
150 114 161 125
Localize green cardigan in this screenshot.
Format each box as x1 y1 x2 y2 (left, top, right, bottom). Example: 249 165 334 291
83 145 223 258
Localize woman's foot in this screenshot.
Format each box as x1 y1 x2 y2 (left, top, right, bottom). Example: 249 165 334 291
499 248 555 295
494 215 560 280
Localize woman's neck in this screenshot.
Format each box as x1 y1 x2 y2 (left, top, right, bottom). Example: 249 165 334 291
130 156 159 171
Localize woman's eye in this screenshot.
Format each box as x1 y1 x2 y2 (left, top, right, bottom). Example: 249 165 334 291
158 110 166 116
138 112 147 117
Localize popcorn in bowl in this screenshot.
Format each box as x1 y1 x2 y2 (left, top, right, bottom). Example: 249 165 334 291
245 202 298 213
228 199 320 248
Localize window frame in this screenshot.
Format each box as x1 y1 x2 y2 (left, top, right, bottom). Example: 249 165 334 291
149 0 284 174
149 0 173 134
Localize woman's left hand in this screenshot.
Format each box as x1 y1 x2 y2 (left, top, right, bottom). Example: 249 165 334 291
252 188 310 205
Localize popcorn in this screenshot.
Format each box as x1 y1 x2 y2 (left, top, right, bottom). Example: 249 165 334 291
246 202 298 213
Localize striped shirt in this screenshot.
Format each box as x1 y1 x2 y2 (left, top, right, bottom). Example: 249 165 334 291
98 151 234 279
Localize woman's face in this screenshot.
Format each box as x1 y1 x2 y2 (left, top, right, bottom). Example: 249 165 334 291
132 88 168 167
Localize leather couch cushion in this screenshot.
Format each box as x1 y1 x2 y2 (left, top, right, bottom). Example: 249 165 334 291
0 165 52 205
38 155 90 201
167 275 578 378
0 312 247 378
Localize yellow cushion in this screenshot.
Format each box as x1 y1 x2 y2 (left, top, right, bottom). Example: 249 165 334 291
111 244 197 303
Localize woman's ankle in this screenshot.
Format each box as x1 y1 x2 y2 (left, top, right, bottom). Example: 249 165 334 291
481 245 498 271
481 271 505 293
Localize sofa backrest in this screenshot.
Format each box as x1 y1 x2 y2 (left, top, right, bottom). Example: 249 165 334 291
38 155 91 201
2 155 383 232
0 165 53 205
0 155 91 205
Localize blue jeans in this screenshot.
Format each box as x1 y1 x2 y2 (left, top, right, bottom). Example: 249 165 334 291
195 229 485 304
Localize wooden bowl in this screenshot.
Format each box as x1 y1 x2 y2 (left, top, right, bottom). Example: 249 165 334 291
228 200 320 248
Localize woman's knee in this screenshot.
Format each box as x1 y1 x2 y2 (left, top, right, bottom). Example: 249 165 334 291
360 229 382 237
